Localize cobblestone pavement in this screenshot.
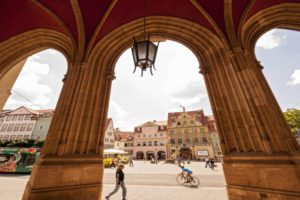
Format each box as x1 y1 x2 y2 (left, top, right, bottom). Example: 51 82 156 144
0 161 227 200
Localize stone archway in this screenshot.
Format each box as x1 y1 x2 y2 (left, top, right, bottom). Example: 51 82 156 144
136 151 144 160
146 151 155 160
157 151 166 160
179 147 192 159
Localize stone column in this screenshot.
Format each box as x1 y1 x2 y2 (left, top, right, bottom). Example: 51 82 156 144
202 47 300 200
22 61 114 200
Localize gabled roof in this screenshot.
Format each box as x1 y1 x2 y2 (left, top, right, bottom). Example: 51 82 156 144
167 110 207 126
105 118 112 131
115 131 134 141
2 106 54 116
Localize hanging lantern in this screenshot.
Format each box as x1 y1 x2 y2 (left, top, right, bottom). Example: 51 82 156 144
131 0 159 76
131 35 159 76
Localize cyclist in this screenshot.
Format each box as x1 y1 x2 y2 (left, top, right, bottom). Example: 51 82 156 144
179 166 193 183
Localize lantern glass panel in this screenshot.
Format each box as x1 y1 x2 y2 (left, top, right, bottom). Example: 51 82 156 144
131 47 137 64
137 41 147 61
148 42 157 62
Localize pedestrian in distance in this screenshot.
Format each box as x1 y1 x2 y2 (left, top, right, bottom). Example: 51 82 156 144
205 157 210 168
129 156 134 167
105 164 127 200
210 158 215 170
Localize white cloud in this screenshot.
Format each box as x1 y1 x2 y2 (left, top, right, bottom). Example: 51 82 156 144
286 69 300 86
4 55 52 109
256 29 286 50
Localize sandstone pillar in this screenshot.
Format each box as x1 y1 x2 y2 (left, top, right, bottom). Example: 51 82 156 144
202 47 300 200
22 61 114 200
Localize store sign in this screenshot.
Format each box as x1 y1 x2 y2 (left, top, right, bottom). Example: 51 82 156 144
197 150 208 156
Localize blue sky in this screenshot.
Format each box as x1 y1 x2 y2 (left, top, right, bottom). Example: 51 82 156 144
3 29 300 131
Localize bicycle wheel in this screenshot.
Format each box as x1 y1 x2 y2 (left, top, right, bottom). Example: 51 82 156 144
176 174 185 185
190 176 200 187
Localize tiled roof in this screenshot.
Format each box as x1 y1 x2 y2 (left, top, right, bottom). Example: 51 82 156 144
2 106 54 116
105 118 112 130
115 131 134 141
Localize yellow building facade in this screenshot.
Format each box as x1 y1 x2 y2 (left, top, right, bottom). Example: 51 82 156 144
167 110 214 160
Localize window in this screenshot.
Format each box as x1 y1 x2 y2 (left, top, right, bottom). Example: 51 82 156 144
18 115 24 120
15 135 22 139
200 128 206 133
185 138 190 143
148 141 152 146
137 142 141 146
23 135 29 139
178 138 182 144
160 132 163 136
26 123 34 131
25 115 31 120
202 136 208 143
0 135 3 139
177 129 181 134
177 122 181 126
10 135 16 140
192 128 197 133
184 129 189 133
12 115 18 121
6 116 12 121
160 142 164 146
143 141 146 146
183 121 187 125
154 134 157 137
125 143 127 147
194 137 199 143
148 134 151 137
170 139 175 144
1 124 8 132
172 119 175 123
27 154 35 165
170 130 174 134
3 135 9 139
138 134 140 137
154 141 158 146
7 124 14 132
20 124 27 131
190 120 194 124
13 124 20 132
143 134 146 137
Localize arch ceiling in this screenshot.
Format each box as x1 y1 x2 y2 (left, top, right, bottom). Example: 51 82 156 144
1 0 300 50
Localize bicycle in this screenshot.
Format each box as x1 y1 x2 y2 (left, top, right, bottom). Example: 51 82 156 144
176 173 200 187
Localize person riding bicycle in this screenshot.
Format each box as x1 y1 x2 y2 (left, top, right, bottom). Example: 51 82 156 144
179 166 193 183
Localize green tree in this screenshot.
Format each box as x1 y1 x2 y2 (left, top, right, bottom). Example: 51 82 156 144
283 108 300 134
33 140 44 148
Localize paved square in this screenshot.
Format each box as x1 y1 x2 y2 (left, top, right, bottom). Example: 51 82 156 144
0 161 227 200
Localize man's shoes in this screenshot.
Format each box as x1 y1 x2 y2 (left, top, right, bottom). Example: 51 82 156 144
105 196 110 200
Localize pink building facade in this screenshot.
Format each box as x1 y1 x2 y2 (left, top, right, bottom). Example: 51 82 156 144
133 121 167 160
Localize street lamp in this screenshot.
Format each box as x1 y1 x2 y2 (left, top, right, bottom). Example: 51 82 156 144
131 0 159 76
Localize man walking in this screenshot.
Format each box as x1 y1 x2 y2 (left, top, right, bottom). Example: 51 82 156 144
205 157 210 168
105 164 127 200
129 156 134 167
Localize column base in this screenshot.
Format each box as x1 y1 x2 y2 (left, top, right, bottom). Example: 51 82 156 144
227 184 300 200
223 153 300 200
22 155 103 200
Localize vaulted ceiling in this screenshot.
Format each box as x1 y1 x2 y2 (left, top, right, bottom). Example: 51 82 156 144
1 0 300 49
